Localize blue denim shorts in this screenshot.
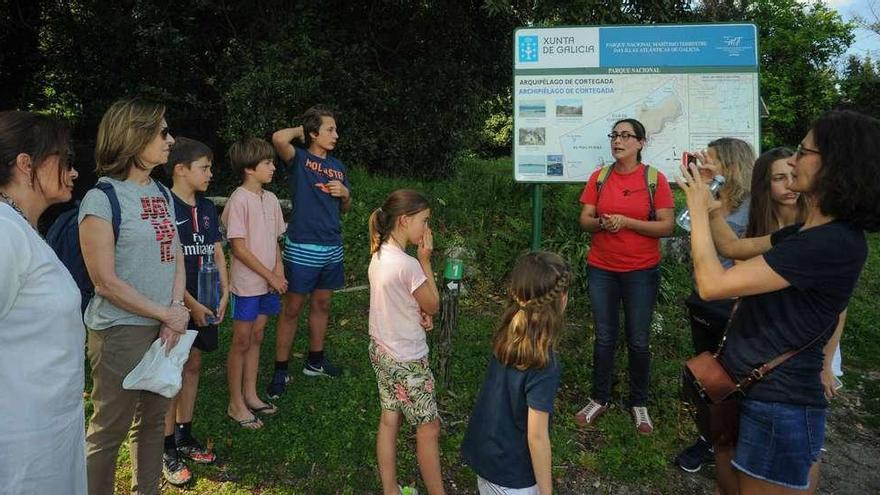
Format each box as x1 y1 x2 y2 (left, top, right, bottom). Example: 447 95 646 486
732 399 826 490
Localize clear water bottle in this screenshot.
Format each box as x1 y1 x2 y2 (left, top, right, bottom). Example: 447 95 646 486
197 255 219 324
677 175 726 232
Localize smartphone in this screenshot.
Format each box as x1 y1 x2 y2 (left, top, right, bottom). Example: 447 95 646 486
682 152 698 168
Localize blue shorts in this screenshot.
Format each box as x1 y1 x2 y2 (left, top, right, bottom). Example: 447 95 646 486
229 293 280 322
732 399 826 490
282 240 344 293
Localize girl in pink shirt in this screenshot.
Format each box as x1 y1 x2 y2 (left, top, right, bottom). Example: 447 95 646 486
367 189 443 495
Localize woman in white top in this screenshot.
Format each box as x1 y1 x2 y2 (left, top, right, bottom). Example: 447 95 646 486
0 111 84 494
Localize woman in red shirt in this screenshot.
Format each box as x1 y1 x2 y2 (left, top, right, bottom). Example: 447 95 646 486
574 118 675 434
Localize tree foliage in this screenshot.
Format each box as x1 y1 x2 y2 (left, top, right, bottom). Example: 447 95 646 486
840 55 880 118
0 0 863 183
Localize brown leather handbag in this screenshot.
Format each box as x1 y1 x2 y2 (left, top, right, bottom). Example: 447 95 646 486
681 302 826 447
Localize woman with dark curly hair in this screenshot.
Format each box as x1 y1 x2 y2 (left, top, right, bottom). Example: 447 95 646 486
678 109 880 495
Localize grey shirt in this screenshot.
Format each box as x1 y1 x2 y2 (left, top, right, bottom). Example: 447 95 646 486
720 198 750 269
78 177 179 330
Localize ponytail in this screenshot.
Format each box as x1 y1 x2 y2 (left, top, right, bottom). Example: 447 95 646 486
369 207 393 254
369 189 430 255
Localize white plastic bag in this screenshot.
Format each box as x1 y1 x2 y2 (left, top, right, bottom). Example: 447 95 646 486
122 330 198 398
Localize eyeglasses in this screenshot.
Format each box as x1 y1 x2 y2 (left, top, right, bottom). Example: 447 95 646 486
608 132 639 141
160 127 170 140
795 143 820 160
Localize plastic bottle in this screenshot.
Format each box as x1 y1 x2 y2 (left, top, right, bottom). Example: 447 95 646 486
197 255 219 324
677 175 726 232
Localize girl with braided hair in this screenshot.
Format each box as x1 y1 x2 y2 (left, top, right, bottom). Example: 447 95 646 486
462 251 573 495
367 189 444 495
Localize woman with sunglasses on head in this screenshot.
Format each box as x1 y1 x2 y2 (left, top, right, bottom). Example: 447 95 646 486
0 111 84 494
675 137 757 473
679 109 880 495
575 118 675 434
79 97 190 495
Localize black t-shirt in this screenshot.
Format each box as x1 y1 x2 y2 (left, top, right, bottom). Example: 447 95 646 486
170 192 222 298
720 221 867 407
461 352 561 488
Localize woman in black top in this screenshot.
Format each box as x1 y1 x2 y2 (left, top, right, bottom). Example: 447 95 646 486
678 109 880 495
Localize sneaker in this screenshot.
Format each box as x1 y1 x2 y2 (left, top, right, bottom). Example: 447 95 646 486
399 485 419 495
303 356 341 377
574 399 609 426
631 406 654 435
675 436 714 473
162 450 192 486
176 435 216 464
266 369 289 399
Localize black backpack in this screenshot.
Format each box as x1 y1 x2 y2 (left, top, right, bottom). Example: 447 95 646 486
46 181 170 313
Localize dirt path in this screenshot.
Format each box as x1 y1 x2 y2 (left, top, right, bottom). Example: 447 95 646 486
554 378 880 494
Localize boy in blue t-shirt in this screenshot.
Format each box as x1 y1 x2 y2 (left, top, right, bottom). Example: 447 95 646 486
160 137 228 486
269 105 351 396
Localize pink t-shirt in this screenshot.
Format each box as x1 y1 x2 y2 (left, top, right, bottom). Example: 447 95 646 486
221 187 286 296
368 243 429 361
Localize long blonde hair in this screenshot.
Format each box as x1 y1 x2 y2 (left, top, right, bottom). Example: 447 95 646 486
493 251 572 370
368 189 430 255
708 137 755 211
95 97 166 179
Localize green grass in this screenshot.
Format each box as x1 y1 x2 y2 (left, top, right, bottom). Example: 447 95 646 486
92 156 880 493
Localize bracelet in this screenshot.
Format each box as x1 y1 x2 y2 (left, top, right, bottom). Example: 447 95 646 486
171 299 185 307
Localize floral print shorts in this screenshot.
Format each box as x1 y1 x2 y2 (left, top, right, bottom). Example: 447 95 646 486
369 339 439 426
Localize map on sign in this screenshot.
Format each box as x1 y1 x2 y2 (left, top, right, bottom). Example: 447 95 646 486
513 24 760 182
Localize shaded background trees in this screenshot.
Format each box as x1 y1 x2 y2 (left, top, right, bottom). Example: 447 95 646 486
0 0 869 191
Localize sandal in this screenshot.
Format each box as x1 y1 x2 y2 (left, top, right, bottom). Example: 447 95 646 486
227 413 262 430
248 401 279 416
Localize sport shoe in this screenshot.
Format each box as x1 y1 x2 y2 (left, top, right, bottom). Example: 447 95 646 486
574 399 609 426
303 356 341 377
675 436 714 473
399 485 419 495
176 435 216 464
267 369 289 399
631 406 654 435
162 450 192 486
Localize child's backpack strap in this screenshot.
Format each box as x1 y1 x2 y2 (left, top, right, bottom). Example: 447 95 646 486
94 181 122 240
644 165 659 221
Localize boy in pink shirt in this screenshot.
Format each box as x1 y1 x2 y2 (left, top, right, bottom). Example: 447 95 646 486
220 138 287 428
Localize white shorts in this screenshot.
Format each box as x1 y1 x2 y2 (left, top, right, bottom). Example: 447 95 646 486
477 476 539 495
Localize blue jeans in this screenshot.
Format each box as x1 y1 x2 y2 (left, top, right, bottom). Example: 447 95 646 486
587 264 660 406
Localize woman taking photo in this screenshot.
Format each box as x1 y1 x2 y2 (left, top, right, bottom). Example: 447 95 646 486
0 111 84 494
747 147 846 405
676 137 755 472
575 118 675 434
679 109 880 494
80 97 189 495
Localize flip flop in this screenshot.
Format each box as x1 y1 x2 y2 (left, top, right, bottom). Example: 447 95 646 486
227 413 262 430
248 402 278 416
